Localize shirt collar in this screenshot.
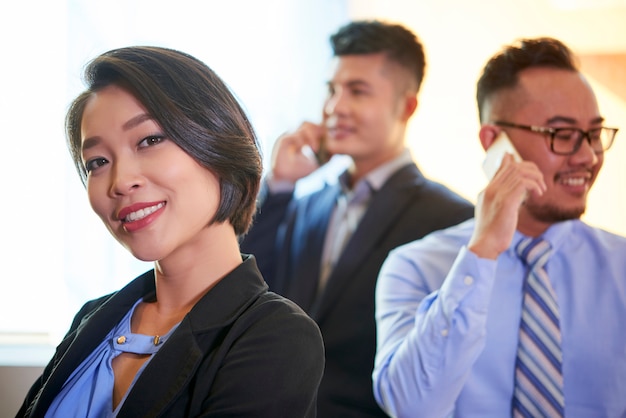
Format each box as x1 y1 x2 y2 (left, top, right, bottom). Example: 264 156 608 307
511 219 577 256
338 148 414 193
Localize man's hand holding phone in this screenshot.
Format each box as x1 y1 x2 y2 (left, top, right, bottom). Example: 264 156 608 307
470 130 546 259
271 122 329 184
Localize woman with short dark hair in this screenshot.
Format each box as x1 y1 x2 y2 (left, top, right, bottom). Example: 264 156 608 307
18 46 324 418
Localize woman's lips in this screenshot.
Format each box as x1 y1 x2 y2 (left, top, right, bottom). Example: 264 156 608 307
121 202 165 222
117 201 164 221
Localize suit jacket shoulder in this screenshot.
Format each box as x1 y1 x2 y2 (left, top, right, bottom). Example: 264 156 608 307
18 256 324 418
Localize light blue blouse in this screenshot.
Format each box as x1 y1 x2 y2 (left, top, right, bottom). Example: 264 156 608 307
45 298 179 418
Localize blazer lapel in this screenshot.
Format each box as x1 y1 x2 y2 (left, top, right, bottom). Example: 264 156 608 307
119 256 267 417
283 183 340 312
310 164 424 319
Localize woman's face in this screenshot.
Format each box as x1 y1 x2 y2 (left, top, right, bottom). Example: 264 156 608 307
80 84 223 262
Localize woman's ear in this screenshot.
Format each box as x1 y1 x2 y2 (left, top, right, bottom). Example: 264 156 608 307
479 125 500 151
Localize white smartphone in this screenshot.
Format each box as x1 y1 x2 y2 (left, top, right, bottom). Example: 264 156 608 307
482 131 522 180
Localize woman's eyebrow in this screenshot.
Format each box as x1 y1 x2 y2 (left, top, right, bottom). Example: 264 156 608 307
122 113 152 131
82 113 153 152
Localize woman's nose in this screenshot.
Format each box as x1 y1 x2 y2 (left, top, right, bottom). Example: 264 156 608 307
109 161 143 197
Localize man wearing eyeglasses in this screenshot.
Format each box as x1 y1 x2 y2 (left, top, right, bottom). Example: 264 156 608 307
372 37 626 417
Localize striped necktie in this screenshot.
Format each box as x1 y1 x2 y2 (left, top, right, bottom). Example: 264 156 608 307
512 237 564 417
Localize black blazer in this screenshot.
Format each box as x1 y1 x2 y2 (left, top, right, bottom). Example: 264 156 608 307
17 255 325 418
241 163 474 417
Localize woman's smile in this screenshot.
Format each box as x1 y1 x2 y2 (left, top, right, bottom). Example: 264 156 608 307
118 201 166 232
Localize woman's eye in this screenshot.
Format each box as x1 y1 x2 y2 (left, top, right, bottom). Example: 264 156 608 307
138 135 165 148
84 157 108 172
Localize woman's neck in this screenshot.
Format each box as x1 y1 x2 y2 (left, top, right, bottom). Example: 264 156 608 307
151 222 242 317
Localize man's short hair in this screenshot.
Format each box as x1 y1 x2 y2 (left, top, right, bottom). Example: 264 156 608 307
330 20 426 93
476 37 578 122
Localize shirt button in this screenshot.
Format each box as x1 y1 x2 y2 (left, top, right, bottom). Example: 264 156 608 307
464 275 474 286
441 329 449 337
117 335 127 344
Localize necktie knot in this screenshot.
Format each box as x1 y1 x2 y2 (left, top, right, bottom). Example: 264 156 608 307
516 237 552 270
340 179 373 205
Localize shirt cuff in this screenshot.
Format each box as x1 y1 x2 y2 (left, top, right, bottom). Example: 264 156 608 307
438 246 497 316
265 173 296 194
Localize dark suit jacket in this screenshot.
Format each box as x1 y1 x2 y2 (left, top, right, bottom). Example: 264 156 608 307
17 255 324 418
241 163 474 417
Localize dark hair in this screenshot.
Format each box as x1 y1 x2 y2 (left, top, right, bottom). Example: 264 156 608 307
330 20 426 92
66 46 262 235
476 37 579 122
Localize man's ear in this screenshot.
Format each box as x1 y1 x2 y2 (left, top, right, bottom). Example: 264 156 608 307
402 95 418 121
479 125 500 151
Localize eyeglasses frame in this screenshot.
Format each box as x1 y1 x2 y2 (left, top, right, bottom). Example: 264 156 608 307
492 120 618 156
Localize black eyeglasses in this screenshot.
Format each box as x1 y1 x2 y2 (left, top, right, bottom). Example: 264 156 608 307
493 121 618 156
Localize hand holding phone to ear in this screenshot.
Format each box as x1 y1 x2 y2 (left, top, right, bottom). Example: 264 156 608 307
271 122 329 183
470 131 546 259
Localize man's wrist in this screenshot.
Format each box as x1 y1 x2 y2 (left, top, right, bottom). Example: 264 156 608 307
265 172 296 194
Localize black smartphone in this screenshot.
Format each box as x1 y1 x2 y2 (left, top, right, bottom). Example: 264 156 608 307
315 136 331 165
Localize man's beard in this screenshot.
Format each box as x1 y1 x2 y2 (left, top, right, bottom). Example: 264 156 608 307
524 200 586 223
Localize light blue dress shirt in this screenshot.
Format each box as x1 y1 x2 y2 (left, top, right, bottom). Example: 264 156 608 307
373 218 626 418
